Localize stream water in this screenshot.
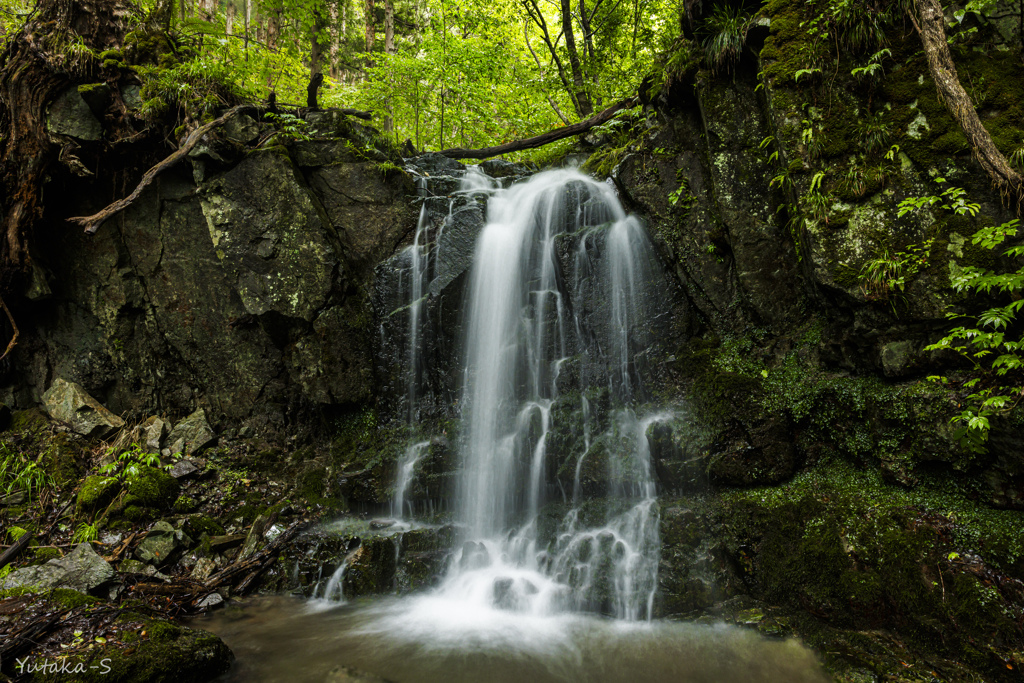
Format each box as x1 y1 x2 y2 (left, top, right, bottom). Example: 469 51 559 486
197 164 830 681
200 596 830 683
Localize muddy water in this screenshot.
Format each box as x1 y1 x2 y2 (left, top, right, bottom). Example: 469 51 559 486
197 595 831 683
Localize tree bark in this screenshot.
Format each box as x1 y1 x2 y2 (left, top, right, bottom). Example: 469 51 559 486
311 1 327 79
329 0 340 78
364 0 375 67
383 0 395 132
439 96 636 159
911 0 1023 212
560 0 592 117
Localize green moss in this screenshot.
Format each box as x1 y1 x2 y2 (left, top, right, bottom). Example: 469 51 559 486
10 408 48 434
38 435 84 489
123 465 179 509
48 587 101 609
34 616 233 683
30 547 63 565
718 461 1024 667
77 475 121 513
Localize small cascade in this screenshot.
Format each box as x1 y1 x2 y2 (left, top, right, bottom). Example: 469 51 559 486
309 553 353 610
388 162 504 523
403 207 430 424
392 441 430 521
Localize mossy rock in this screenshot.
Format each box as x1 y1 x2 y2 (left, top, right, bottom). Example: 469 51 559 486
181 514 225 540
29 547 64 565
123 466 179 510
28 615 233 683
77 476 122 513
11 408 49 434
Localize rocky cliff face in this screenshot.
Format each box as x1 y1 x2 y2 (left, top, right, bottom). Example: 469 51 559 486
1 110 416 431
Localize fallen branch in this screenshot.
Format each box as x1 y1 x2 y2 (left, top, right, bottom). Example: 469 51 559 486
67 105 250 235
0 292 18 362
204 521 302 592
438 96 639 160
0 530 33 571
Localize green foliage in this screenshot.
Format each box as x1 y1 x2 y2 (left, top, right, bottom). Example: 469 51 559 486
136 51 251 122
73 521 100 544
926 219 1024 451
858 238 934 310
699 3 752 76
98 443 171 481
897 182 980 219
0 443 54 503
265 112 314 142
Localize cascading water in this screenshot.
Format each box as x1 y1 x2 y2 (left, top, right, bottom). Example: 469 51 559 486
425 167 668 621
392 441 430 520
389 165 501 523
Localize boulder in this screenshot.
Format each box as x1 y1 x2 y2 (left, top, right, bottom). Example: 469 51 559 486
0 543 117 596
222 113 261 145
124 465 180 509
166 408 215 455
135 521 191 568
169 458 200 479
42 378 124 437
76 475 122 513
142 416 171 454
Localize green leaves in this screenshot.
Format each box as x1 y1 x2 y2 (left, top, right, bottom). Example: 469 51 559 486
919 212 1024 452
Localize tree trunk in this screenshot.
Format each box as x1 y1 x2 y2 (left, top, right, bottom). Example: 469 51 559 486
579 0 600 107
364 0 375 67
311 2 327 79
911 0 1023 212
383 0 395 132
0 0 132 298
244 0 252 58
226 1 234 34
329 0 340 78
560 0 592 117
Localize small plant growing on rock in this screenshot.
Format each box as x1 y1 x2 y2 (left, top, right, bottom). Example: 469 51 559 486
700 3 752 76
98 443 171 480
858 239 934 311
0 443 53 504
72 521 99 543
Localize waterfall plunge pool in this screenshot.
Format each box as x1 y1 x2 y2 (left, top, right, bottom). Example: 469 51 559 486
197 594 830 683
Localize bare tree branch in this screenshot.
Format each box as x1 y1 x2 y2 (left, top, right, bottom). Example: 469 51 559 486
439 96 636 160
524 20 572 125
0 292 19 362
67 105 250 235
911 0 1023 212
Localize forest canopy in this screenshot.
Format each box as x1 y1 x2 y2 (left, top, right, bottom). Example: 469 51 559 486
0 0 683 152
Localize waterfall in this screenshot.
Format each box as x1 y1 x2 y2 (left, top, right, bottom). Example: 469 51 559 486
392 441 430 520
433 167 666 621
